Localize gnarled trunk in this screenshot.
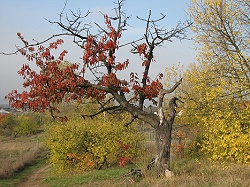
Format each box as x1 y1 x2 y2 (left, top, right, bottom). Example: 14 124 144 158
124 80 181 176
155 120 173 176
155 84 180 176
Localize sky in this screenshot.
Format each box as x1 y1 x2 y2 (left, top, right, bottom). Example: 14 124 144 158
0 0 196 105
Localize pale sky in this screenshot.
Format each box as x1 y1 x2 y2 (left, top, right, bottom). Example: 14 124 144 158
0 0 196 104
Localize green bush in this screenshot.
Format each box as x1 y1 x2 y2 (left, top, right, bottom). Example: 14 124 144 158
0 114 18 136
0 113 42 137
14 113 41 136
45 112 144 174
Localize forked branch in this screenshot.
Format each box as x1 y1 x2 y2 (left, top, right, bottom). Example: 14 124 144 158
158 78 182 109
157 78 182 125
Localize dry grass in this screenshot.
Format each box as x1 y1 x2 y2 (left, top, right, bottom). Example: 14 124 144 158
133 160 250 187
0 134 45 178
44 160 250 187
43 139 250 187
0 134 43 159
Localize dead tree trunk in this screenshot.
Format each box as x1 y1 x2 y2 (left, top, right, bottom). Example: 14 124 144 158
154 79 181 176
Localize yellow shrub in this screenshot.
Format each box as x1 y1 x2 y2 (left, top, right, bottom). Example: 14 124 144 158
45 112 144 174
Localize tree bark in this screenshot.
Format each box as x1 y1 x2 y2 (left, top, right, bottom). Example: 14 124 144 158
155 121 172 175
154 97 178 176
154 80 181 176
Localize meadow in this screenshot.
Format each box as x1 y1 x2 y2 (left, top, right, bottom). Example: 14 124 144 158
0 134 46 187
42 159 250 187
1 134 250 187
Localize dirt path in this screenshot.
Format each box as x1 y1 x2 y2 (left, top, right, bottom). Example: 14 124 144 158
17 165 50 187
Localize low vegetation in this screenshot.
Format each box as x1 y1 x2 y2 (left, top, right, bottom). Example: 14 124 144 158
1 112 250 187
0 133 47 187
42 158 250 187
0 145 44 179
0 112 42 137
0 133 46 178
45 107 145 174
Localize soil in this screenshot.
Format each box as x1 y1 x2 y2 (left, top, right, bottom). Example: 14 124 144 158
17 165 50 187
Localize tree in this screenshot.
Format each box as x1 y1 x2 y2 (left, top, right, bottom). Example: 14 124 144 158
180 62 250 163
186 0 250 163
4 0 190 176
190 0 250 99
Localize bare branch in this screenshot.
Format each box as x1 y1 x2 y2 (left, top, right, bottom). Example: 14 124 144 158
45 7 92 47
1 33 69 55
81 105 121 119
124 115 138 127
160 78 182 96
136 12 166 23
133 9 190 108
120 38 145 49
156 78 182 126
94 22 109 35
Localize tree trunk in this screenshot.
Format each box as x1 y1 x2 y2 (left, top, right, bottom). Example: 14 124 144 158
155 120 173 176
131 80 181 176
155 93 179 176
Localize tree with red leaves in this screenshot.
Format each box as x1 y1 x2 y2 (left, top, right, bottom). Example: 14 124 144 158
4 0 191 176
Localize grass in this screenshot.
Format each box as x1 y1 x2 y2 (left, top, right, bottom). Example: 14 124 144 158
43 165 138 187
0 134 44 163
0 158 46 187
1 134 250 187
43 159 250 187
0 133 48 187
145 159 250 187
0 146 45 178
42 139 250 187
